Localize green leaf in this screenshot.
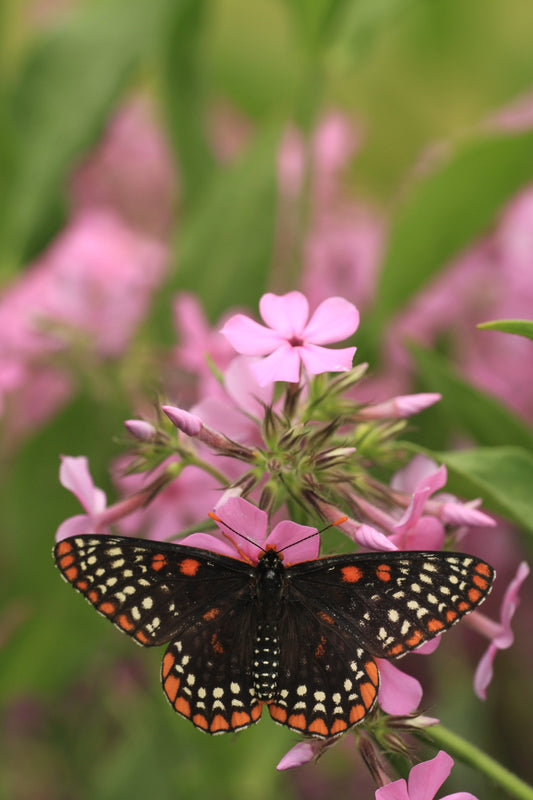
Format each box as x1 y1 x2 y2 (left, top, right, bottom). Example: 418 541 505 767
410 344 533 450
158 0 215 208
0 0 171 272
436 447 533 538
477 319 533 341
369 128 533 343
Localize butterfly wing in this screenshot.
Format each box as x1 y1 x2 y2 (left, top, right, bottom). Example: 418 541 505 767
161 601 263 734
287 550 495 659
268 601 379 738
54 535 255 646
55 534 264 733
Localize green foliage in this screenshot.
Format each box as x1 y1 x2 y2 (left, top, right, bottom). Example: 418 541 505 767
477 319 533 341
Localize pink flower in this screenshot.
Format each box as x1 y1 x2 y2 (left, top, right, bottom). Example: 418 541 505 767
471 561 530 699
220 291 359 386
376 750 478 800
55 456 109 541
180 496 319 565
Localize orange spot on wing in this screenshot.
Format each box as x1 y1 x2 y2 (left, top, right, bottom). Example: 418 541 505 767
64 566 78 581
211 634 224 654
174 696 191 718
60 554 75 568
135 630 150 644
151 554 167 571
231 711 251 729
446 609 458 623
308 719 329 737
475 562 492 577
364 660 379 685
203 607 220 621
360 682 376 709
179 558 201 576
341 565 363 583
56 540 73 556
98 601 116 615
406 629 423 647
162 651 174 679
457 601 470 612
330 719 348 735
349 704 366 724
376 564 391 582
164 674 181 703
427 618 444 632
192 714 209 730
75 580 89 591
287 713 307 731
251 703 263 722
318 611 335 625
269 705 287 723
468 588 482 603
473 574 489 590
314 635 326 658
388 643 404 656
88 590 99 603
210 714 230 733
117 614 134 631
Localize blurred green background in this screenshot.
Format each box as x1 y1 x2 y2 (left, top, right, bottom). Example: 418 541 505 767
1 1 533 798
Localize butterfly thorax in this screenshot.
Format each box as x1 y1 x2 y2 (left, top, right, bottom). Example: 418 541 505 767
252 548 285 699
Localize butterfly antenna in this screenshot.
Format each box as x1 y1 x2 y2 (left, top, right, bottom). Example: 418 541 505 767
208 511 267 560
278 516 348 555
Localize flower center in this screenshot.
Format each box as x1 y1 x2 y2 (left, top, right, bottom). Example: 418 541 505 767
288 335 304 347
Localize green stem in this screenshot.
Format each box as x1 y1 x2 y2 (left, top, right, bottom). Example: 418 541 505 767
421 724 533 800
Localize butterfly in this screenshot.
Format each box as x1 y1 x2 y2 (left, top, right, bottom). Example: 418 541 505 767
54 533 494 738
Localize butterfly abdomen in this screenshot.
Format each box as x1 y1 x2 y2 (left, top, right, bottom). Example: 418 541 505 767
252 622 281 699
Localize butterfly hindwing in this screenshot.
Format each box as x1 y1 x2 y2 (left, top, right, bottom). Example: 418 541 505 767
287 551 495 659
161 599 263 734
54 535 254 647
269 602 379 738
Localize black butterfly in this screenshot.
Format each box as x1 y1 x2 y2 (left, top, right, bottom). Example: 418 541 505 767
54 534 494 738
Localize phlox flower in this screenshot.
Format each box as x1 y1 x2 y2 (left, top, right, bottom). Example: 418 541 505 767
471 560 530 699
220 291 359 386
376 750 478 800
179 496 319 565
56 456 109 541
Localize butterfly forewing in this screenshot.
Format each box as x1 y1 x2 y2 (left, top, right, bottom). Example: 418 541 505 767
287 551 495 659
54 535 254 647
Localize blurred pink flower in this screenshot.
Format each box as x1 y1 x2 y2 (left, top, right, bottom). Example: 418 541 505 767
56 456 109 541
221 291 359 386
70 95 177 240
376 750 477 800
0 210 166 435
470 560 530 699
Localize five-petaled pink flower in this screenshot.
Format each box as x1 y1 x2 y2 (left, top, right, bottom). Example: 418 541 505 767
375 750 478 800
220 291 359 386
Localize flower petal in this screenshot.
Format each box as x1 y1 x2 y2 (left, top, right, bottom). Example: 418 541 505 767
298 343 356 375
302 296 359 344
224 355 274 418
177 532 239 558
59 455 106 514
259 291 309 337
355 524 399 551
214 496 268 561
267 520 319 562
277 740 325 770
250 343 302 385
221 314 283 355
377 660 423 715
55 514 92 542
375 779 410 800
408 751 453 800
